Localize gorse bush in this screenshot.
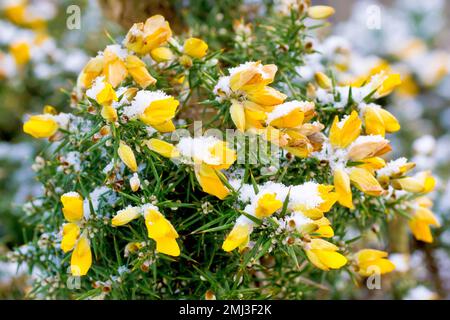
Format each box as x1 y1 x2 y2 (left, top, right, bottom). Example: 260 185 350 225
10 3 440 299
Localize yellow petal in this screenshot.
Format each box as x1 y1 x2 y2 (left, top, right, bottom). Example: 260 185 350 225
150 120 176 133
314 72 332 89
125 55 156 88
184 37 208 58
309 238 339 251
329 111 362 148
349 167 384 196
144 208 179 240
315 225 334 238
207 141 237 170
101 104 118 122
194 163 230 200
230 100 246 132
10 41 30 65
150 47 174 62
378 74 402 97
23 115 58 139
155 236 180 256
146 139 180 158
78 56 104 88
306 250 329 270
255 193 282 218
104 56 128 88
61 223 80 253
347 137 391 161
229 62 271 91
61 192 84 222
314 250 348 269
358 258 395 276
140 97 179 127
222 224 251 252
269 109 305 128
71 236 92 276
356 249 388 263
379 109 400 133
334 169 354 209
112 206 141 226
246 86 287 106
409 219 434 243
364 106 386 136
356 157 386 174
96 82 118 105
307 6 335 19
118 142 138 172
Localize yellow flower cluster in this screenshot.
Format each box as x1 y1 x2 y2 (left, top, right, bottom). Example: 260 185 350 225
21 8 439 280
148 136 236 200
214 62 323 158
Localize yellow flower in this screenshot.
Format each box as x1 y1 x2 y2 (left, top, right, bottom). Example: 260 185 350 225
112 206 141 226
313 217 334 238
355 249 395 277
23 114 58 138
61 192 84 222
61 223 80 253
409 197 440 243
245 85 287 106
266 101 314 129
71 235 92 276
314 72 332 89
307 6 335 20
356 157 386 174
255 193 283 218
363 104 400 137
148 137 236 199
392 171 435 193
60 192 92 276
346 136 391 161
125 55 157 88
195 163 230 200
103 46 128 88
124 15 172 55
146 139 180 158
10 41 30 65
118 142 138 172
222 223 252 252
43 105 58 115
184 38 208 58
77 56 104 88
100 104 118 122
305 239 347 271
144 206 180 256
377 73 402 97
4 1 46 28
139 96 179 132
150 47 174 62
329 111 362 149
124 242 143 257
229 61 277 91
87 79 117 105
376 158 415 186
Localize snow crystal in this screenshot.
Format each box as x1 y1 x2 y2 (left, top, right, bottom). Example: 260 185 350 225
105 44 128 60
177 136 223 165
86 76 106 100
377 157 408 177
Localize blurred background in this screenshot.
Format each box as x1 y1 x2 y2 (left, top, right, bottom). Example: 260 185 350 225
0 0 449 299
